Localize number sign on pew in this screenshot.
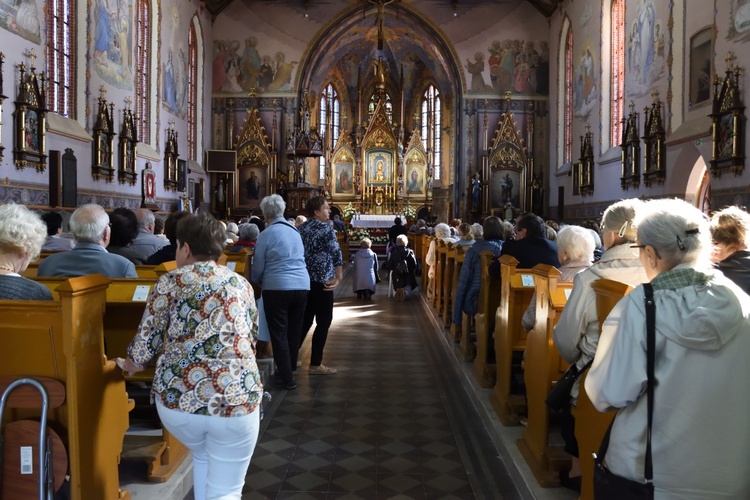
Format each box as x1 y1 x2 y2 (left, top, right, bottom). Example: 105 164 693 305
490 256 536 426
516 264 573 487
575 279 633 500
0 275 131 500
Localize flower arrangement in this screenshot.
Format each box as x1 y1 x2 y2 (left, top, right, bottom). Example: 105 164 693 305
342 202 357 223
402 202 416 221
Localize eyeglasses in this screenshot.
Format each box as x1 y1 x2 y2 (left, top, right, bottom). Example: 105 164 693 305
629 244 646 250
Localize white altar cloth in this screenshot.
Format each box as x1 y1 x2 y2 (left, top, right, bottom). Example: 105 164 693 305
350 214 402 228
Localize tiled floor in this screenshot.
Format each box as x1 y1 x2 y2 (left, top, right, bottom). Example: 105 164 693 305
242 270 532 499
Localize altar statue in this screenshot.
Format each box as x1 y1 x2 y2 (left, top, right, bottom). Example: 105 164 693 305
374 56 386 91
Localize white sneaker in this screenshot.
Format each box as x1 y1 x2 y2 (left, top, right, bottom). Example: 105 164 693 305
309 364 337 375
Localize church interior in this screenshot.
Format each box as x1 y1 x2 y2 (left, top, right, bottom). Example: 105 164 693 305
2 0 750 498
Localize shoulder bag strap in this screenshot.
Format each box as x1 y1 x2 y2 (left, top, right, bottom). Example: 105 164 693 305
643 282 655 484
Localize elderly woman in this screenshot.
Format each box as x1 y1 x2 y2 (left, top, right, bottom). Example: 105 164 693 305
252 194 310 390
586 199 750 497
387 233 418 301
425 222 458 297
298 196 343 375
352 238 379 300
226 222 240 243
121 212 262 500
456 222 475 247
552 198 648 489
452 216 505 326
0 204 53 300
709 205 750 293
521 225 595 332
108 208 145 265
231 223 260 252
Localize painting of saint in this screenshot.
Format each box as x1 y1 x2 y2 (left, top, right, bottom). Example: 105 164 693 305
0 0 41 43
367 151 392 184
92 0 133 90
334 163 354 195
237 166 266 208
407 167 423 195
491 170 521 210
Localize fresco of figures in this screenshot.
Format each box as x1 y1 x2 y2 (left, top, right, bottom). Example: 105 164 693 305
92 0 133 90
466 39 549 96
574 44 597 119
626 0 666 98
729 0 750 38
213 37 298 93
0 0 41 44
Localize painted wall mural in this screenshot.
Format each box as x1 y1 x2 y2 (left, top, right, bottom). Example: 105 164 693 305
92 0 133 90
0 0 41 43
574 44 597 119
626 0 666 99
161 2 188 117
213 38 297 93
730 0 750 38
466 39 549 96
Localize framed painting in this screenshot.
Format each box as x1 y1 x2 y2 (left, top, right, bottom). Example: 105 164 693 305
237 165 267 209
491 168 522 210
13 62 47 172
333 161 354 196
141 163 158 209
366 149 393 185
405 164 426 196
689 27 713 108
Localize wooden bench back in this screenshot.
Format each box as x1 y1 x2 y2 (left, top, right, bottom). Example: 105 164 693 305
441 242 457 321
518 264 574 485
576 278 633 500
433 239 448 309
491 255 536 425
473 251 501 387
0 275 130 500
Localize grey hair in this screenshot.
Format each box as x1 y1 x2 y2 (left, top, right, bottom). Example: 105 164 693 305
396 234 409 246
601 198 643 243
434 222 451 239
557 225 595 263
226 222 239 234
238 223 259 241
0 203 47 259
260 194 286 219
587 228 602 250
470 223 483 239
635 198 711 268
71 204 109 243
135 208 155 229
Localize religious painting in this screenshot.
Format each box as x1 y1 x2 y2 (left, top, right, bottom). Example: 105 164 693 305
573 44 597 119
491 169 522 210
468 39 549 96
0 0 41 44
333 162 354 196
162 48 188 118
142 163 157 209
92 0 134 90
366 149 393 186
24 109 39 152
405 165 425 196
236 165 267 209
213 37 297 94
14 61 47 172
729 0 750 38
689 28 713 107
626 0 666 99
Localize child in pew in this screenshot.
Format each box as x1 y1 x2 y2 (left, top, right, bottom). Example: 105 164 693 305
352 238 379 300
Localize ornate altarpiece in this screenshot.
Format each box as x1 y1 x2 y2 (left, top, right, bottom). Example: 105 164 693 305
92 91 115 182
329 132 356 198
14 58 47 172
643 93 666 186
620 102 640 190
235 108 271 211
403 129 430 203
361 98 399 214
486 98 528 214
119 102 138 185
164 123 179 191
710 52 745 178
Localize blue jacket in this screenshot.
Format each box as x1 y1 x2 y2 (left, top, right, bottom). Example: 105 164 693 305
251 217 310 291
38 242 138 278
452 239 503 325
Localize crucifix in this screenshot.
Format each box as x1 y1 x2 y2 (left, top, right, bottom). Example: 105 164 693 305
369 0 394 51
24 48 36 68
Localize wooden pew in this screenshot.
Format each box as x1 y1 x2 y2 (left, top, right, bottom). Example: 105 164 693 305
490 255 535 425
473 251 500 387
449 245 468 344
516 265 573 486
433 239 447 310
335 232 349 267
575 279 633 500
34 274 190 483
0 275 131 500
135 265 158 279
441 242 457 328
223 248 253 281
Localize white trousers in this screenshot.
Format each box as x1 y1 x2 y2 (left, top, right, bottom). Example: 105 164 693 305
156 401 260 500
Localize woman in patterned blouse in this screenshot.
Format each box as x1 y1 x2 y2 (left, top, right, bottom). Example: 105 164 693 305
298 196 343 374
122 212 261 500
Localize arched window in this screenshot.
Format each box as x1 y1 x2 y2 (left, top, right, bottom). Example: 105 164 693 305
46 0 76 117
319 83 340 179
135 0 151 142
421 85 441 180
368 93 392 123
610 0 625 148
187 22 198 161
560 24 573 164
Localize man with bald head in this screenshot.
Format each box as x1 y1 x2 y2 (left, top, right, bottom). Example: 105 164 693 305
131 208 168 261
38 204 138 278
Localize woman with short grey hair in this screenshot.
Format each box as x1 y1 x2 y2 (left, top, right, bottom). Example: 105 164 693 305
586 199 750 497
231 223 260 252
0 203 53 300
260 194 286 220
424 222 458 297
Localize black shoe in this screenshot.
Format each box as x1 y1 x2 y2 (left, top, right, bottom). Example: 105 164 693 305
559 470 581 492
278 379 297 390
357 291 363 299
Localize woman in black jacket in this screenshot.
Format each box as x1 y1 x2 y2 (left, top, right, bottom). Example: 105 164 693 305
387 234 418 301
710 206 750 294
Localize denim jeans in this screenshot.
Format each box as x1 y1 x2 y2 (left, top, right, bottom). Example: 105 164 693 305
262 289 309 383
156 402 260 499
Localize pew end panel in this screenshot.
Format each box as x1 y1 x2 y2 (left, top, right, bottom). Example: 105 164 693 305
574 278 633 500
473 251 500 388
490 257 534 426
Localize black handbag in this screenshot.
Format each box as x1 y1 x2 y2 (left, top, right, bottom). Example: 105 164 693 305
593 283 656 500
545 359 593 411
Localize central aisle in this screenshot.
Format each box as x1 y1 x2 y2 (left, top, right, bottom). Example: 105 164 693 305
242 269 538 499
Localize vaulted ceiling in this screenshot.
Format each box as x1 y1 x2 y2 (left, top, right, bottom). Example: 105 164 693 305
202 0 559 18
